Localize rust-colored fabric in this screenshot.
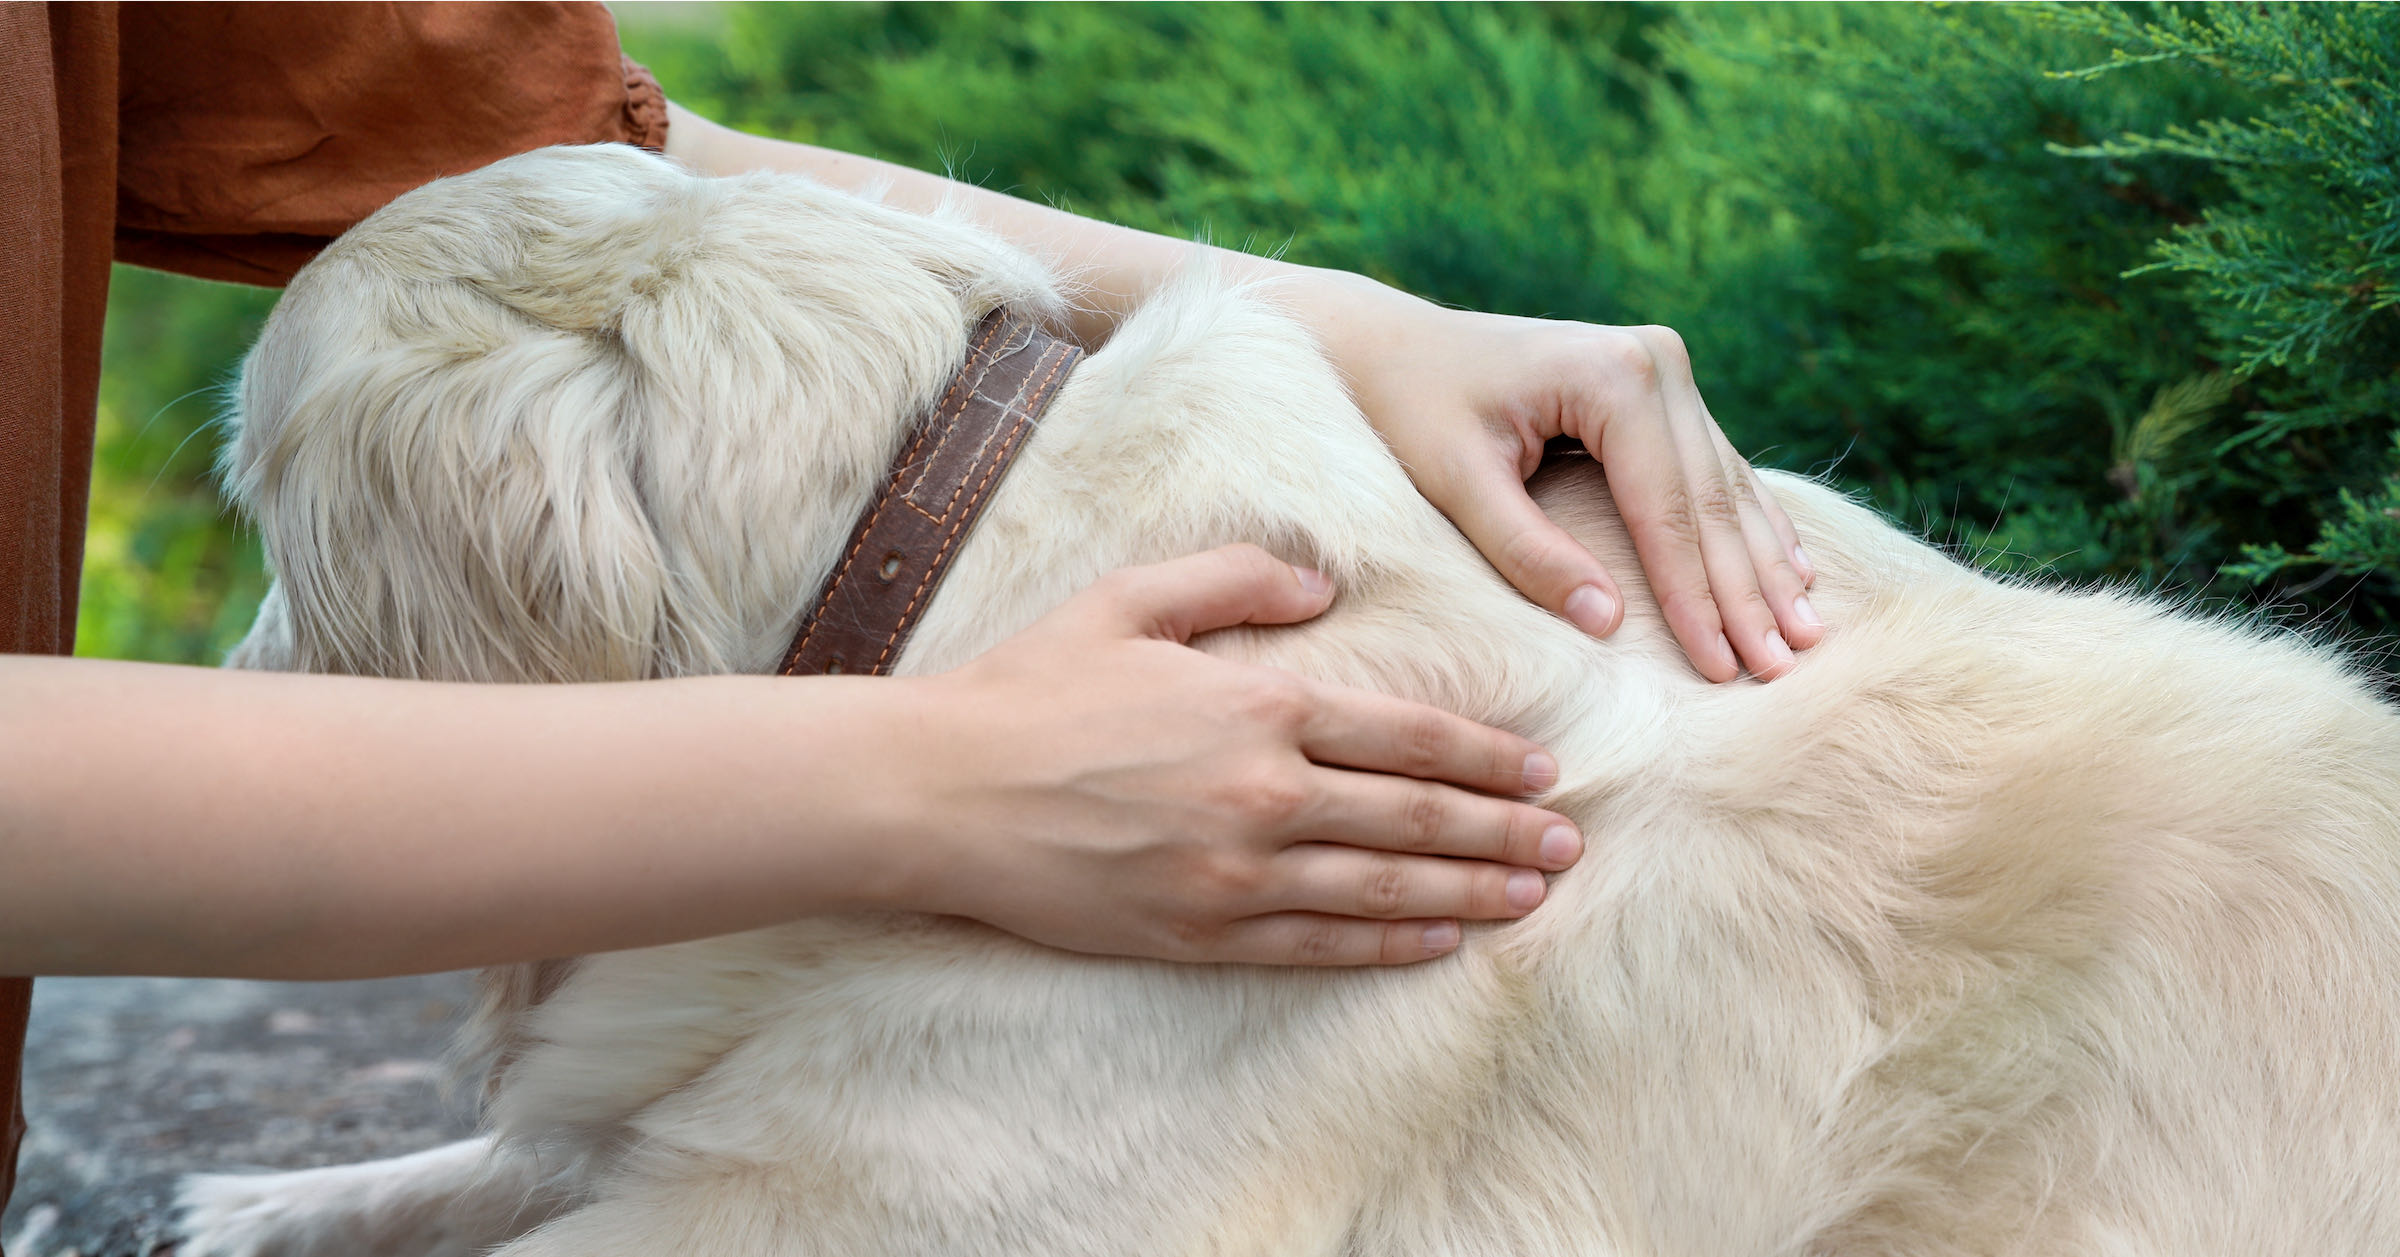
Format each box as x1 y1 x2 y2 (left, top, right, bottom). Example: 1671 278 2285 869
116 2 669 285
0 4 116 1226
0 2 666 1233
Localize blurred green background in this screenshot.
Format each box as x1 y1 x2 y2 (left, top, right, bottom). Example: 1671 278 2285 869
82 2 2398 667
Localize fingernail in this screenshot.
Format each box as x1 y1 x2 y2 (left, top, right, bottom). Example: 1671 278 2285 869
1563 584 1615 636
1295 566 1332 597
1539 823 1582 867
1792 545 1815 581
1521 752 1558 793
1761 630 1794 677
1422 921 1462 953
1793 595 1822 630
1506 868 1547 912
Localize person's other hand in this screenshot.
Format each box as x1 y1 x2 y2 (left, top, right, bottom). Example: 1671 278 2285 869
1296 273 1822 682
897 545 1580 965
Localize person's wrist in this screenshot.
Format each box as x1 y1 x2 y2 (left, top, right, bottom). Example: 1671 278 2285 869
714 671 958 920
1270 267 1445 385
817 673 970 919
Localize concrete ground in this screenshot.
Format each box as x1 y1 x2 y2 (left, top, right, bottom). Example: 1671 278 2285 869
2 974 479 1257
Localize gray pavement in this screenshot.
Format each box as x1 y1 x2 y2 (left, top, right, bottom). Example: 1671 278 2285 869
2 974 479 1257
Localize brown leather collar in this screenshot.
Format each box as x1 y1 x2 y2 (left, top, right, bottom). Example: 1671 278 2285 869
778 308 1082 677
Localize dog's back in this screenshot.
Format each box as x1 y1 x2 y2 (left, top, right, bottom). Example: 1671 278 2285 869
185 146 2400 1257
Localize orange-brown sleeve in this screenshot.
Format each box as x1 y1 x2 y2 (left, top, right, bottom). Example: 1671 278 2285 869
114 2 669 287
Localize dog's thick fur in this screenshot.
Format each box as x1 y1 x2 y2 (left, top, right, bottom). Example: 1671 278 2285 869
180 145 2400 1256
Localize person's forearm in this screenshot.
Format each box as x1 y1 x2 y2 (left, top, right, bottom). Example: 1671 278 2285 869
2 551 1579 977
662 102 1408 354
663 105 1823 679
0 656 929 979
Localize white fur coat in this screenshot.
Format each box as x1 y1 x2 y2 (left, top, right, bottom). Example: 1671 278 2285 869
183 145 2400 1257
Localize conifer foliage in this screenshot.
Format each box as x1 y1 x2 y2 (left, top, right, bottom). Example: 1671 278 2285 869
2044 4 2400 605
83 3 2400 663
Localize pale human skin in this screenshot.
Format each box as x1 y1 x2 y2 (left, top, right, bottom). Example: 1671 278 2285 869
665 105 1824 680
0 103 1814 979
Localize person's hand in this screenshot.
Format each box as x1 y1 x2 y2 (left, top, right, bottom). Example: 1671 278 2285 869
666 108 1812 681
893 545 1581 965
1293 272 1823 682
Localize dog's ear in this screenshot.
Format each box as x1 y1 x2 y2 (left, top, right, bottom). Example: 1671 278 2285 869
221 144 1074 684
225 295 679 683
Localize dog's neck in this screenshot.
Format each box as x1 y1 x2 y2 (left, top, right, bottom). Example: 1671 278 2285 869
887 279 1684 778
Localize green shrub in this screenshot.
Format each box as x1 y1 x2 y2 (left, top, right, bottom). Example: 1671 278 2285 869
80 3 2397 666
76 266 273 664
627 3 1677 316
631 1 2397 644
2044 5 2400 620
1646 3 2397 632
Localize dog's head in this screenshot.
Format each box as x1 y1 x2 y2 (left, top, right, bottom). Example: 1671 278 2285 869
223 144 1062 681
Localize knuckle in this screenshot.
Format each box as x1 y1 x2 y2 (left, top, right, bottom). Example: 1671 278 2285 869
1555 327 1655 391
1477 866 1521 917
1689 480 1744 530
1396 710 1453 778
1201 848 1270 901
1599 333 1660 389
1644 480 1705 549
1725 466 1764 511
1400 785 1449 853
1492 529 1590 598
1497 808 1539 865
1294 920 1348 964
1362 856 1412 917
1495 531 1588 599
1631 324 1691 370
1726 580 1775 619
1168 912 1221 954
1230 765 1311 830
1760 550 1805 592
1240 673 1316 732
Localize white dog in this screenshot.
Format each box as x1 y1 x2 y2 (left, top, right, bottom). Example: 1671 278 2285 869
179 144 2400 1256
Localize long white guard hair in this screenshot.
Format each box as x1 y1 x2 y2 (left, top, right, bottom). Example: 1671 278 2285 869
185 144 2400 1257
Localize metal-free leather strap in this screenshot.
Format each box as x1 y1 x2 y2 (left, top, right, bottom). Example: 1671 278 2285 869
778 308 1081 678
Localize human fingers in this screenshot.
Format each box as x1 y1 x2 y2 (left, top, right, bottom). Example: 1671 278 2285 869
1711 431 1814 588
1725 458 1825 651
1628 331 1800 679
1295 681 1561 798
1292 766 1581 871
1670 407 1815 659
1580 355 1742 681
1428 454 1624 637
1081 544 1334 642
1680 453 1793 680
1699 417 1824 647
1751 464 1815 586
1197 913 1464 966
1590 326 1805 680
1267 843 1551 921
